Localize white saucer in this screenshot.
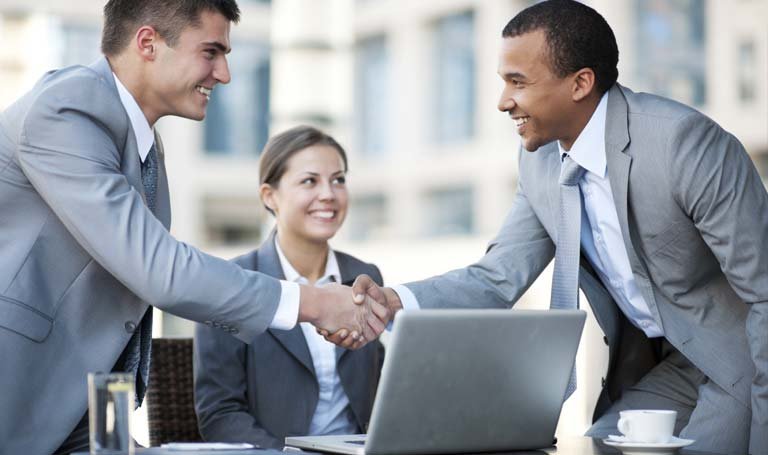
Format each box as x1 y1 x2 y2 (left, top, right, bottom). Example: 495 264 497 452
603 435 695 454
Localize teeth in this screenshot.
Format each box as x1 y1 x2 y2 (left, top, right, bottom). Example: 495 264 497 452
313 211 334 219
515 117 529 127
197 86 211 100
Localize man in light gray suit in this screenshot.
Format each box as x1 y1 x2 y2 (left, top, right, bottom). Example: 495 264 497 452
338 1 768 454
0 1 386 453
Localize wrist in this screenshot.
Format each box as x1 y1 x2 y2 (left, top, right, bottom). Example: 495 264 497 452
297 284 323 324
383 287 404 314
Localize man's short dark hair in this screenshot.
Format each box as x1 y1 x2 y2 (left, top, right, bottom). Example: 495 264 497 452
502 0 619 94
101 0 241 56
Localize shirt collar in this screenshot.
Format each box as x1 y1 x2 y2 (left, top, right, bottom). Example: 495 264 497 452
558 91 609 178
112 73 155 163
275 237 341 285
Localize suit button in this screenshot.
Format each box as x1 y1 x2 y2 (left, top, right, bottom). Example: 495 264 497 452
601 377 606 388
204 321 213 326
603 336 609 346
125 321 137 333
230 328 239 335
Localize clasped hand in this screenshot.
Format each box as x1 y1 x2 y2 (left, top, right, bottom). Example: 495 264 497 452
314 275 402 350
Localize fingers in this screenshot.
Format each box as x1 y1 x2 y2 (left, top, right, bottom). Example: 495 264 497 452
368 297 390 322
352 274 386 306
319 327 364 349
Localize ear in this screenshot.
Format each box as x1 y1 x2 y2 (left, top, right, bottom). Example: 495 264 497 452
135 26 160 61
260 183 277 213
571 68 596 102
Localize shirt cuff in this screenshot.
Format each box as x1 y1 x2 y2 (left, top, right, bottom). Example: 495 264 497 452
392 284 421 311
269 280 300 330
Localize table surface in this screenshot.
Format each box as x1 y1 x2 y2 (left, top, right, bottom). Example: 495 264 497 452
72 436 720 455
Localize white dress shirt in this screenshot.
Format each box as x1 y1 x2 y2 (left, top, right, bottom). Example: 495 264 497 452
275 240 358 436
396 92 663 338
112 73 300 330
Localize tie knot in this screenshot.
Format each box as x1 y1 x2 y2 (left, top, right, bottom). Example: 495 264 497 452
559 155 584 186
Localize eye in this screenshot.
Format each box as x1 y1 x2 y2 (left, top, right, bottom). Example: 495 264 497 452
300 177 316 185
333 176 346 185
203 49 216 60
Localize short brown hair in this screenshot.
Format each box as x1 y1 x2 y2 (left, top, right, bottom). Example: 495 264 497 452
259 126 349 215
101 0 240 56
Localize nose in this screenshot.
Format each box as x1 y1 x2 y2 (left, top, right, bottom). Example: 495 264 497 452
214 56 231 85
318 181 336 201
497 87 515 113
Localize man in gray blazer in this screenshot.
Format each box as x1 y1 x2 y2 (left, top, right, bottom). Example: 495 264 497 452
0 1 386 453
341 1 768 454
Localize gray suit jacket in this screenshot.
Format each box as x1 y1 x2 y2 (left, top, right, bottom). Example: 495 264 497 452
404 84 768 453
0 58 284 454
194 233 384 449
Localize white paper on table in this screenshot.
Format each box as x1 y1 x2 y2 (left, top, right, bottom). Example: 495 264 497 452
160 442 256 451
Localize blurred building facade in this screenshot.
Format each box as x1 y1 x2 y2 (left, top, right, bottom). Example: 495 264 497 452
2 0 767 440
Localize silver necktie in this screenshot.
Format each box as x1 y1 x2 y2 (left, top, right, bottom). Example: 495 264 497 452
550 154 585 399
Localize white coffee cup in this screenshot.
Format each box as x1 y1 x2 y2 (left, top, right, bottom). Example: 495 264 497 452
617 409 676 443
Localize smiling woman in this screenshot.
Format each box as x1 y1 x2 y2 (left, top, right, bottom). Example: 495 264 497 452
193 126 385 449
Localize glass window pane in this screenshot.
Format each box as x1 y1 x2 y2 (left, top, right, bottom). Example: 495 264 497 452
355 35 390 156
432 11 476 144
635 0 707 106
204 41 270 156
60 24 101 66
348 194 388 241
738 40 757 103
424 186 474 236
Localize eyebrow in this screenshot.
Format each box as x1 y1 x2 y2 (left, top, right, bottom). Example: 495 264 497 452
300 170 346 177
500 71 528 80
202 40 231 54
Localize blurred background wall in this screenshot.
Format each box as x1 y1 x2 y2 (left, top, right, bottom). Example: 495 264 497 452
2 0 766 445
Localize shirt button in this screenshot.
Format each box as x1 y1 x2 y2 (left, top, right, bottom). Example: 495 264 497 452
124 321 136 333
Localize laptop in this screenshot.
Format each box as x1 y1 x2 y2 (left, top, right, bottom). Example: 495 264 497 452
285 308 586 455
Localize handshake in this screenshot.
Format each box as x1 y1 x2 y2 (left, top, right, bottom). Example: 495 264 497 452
299 275 403 349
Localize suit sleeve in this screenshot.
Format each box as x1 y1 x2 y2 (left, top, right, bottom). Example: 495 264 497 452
404 151 555 309
193 324 283 449
16 74 281 343
667 112 768 454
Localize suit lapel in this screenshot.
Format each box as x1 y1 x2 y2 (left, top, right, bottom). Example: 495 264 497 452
259 233 316 375
90 57 171 229
334 255 358 363
604 85 664 330
90 58 146 211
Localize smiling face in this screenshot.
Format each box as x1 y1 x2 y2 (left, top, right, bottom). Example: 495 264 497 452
497 29 582 151
147 10 232 122
261 145 349 246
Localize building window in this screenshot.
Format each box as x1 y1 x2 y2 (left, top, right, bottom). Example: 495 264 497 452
60 24 101 66
204 41 270 156
348 194 388 241
202 194 263 246
737 40 757 103
635 0 707 106
432 11 476 144
424 186 474 236
355 35 389 156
